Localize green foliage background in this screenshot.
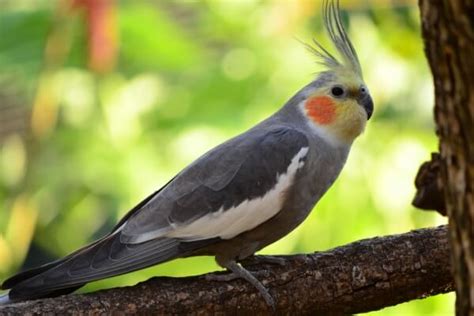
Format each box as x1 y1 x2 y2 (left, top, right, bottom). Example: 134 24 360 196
0 0 452 314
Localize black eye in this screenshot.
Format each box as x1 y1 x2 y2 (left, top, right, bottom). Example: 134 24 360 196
330 85 345 98
360 86 368 94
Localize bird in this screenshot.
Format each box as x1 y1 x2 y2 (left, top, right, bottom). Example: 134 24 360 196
0 0 373 308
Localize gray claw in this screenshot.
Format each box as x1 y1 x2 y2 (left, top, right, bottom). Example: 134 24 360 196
255 255 286 266
205 272 239 282
242 255 287 267
207 261 277 309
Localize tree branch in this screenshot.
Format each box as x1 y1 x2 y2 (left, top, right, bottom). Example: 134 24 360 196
413 152 446 215
0 226 452 315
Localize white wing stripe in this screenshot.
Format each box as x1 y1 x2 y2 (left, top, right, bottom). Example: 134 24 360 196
166 147 309 240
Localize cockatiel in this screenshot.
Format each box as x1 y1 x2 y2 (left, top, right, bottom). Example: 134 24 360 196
1 0 373 307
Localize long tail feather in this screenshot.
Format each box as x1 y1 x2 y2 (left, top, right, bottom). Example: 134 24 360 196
3 232 216 301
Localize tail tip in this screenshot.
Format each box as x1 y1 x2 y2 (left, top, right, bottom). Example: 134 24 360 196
0 292 12 305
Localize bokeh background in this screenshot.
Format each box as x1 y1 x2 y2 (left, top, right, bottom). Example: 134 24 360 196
0 0 452 314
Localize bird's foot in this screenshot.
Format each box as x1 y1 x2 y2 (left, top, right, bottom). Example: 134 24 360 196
206 269 270 282
242 255 286 267
206 261 275 309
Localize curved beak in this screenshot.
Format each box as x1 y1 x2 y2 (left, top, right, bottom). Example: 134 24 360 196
357 94 374 120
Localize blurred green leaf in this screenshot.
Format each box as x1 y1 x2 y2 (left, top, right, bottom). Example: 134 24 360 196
119 3 201 72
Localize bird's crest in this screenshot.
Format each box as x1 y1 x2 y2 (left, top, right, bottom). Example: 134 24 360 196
306 0 362 78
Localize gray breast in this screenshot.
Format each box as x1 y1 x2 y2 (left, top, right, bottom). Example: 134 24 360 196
284 134 350 223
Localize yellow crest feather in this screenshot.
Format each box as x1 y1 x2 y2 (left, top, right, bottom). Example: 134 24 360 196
305 0 362 78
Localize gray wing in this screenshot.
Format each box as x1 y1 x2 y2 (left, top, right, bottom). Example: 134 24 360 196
2 126 309 301
121 126 309 243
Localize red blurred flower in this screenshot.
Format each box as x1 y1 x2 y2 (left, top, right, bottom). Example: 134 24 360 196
73 0 118 73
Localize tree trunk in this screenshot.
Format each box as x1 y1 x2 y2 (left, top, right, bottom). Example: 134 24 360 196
419 0 474 314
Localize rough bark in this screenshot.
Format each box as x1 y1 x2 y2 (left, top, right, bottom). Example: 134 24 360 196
413 152 445 215
419 0 474 314
0 226 452 315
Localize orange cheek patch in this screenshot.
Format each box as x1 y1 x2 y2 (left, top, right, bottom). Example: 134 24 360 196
305 96 336 125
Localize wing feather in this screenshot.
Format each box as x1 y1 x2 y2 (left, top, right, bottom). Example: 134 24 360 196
121 127 309 243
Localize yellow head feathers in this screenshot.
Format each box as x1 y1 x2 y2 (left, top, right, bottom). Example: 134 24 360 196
300 0 372 146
